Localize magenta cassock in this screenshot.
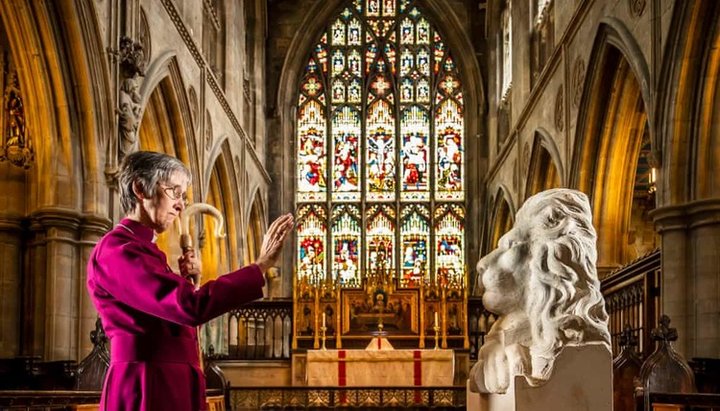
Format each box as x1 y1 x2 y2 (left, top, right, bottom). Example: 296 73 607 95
87 218 265 411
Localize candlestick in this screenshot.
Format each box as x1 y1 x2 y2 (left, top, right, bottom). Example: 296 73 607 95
321 325 327 350
433 323 440 350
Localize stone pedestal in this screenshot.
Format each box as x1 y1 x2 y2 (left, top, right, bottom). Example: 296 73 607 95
467 344 612 411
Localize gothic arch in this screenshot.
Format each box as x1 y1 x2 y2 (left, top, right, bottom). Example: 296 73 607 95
655 2 720 203
571 21 651 271
202 146 237 277
66 1 115 216
196 148 237 355
273 0 487 291
245 190 266 265
651 1 720 358
204 138 242 266
273 0 486 219
699 18 720 200
0 1 113 360
0 1 112 212
138 57 200 260
138 55 199 191
487 184 515 251
524 129 563 199
204 133 230 192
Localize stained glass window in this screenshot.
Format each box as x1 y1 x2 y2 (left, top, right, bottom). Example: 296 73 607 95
331 205 362 285
400 204 430 283
296 0 466 286
297 205 326 284
434 204 465 286
366 204 396 278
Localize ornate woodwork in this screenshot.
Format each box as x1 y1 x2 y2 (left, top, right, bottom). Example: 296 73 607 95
293 270 468 350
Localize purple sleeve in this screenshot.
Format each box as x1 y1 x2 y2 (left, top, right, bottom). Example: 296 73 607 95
92 240 265 326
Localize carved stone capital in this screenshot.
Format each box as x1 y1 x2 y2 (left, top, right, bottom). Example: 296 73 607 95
649 204 689 232
684 198 720 229
29 208 82 233
651 198 720 232
0 214 25 232
81 215 112 238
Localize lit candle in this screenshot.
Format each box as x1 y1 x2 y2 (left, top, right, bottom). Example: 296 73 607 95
322 312 326 329
434 311 439 327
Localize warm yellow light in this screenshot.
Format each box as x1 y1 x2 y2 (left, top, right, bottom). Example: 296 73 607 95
647 167 658 195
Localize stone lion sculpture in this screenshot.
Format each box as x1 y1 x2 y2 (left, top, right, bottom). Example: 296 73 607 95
469 188 610 394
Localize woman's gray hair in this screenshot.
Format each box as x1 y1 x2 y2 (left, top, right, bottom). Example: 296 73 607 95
118 151 191 215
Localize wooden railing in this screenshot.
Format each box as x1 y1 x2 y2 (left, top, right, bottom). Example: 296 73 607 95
0 390 100 410
0 357 79 391
228 386 467 409
646 392 720 410
227 299 293 360
601 249 661 358
0 389 225 411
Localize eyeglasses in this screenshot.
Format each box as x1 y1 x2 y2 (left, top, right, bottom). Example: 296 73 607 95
159 184 189 207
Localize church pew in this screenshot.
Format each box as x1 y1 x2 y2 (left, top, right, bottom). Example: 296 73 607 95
647 392 720 410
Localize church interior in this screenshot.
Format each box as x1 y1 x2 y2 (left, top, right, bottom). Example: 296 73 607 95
0 0 718 409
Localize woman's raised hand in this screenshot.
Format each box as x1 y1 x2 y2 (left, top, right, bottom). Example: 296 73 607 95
255 213 294 273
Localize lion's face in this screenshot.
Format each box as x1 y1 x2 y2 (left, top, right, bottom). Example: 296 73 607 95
477 225 531 316
473 189 610 391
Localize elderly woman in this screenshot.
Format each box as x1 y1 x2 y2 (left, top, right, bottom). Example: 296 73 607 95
87 151 293 411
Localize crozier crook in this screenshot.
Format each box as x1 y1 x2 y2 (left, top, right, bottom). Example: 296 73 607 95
178 203 226 285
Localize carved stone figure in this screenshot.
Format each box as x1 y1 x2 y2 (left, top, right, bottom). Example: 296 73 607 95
2 72 33 168
469 188 610 394
117 77 142 158
116 36 145 160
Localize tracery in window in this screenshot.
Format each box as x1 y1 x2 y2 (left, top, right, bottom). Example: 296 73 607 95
296 0 465 287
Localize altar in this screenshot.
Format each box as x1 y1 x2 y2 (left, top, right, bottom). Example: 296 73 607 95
293 231 468 389
306 347 455 387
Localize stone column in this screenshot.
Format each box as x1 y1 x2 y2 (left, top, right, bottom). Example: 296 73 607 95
77 215 112 359
652 204 690 357
652 198 720 359
685 200 720 358
26 208 81 360
0 215 24 357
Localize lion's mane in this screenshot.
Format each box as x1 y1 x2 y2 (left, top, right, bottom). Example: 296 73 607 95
519 189 610 381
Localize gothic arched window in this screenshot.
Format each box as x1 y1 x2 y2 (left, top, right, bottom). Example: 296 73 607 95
531 0 554 85
295 0 465 288
500 2 512 102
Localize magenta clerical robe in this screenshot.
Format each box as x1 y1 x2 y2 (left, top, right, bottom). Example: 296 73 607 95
87 218 265 411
